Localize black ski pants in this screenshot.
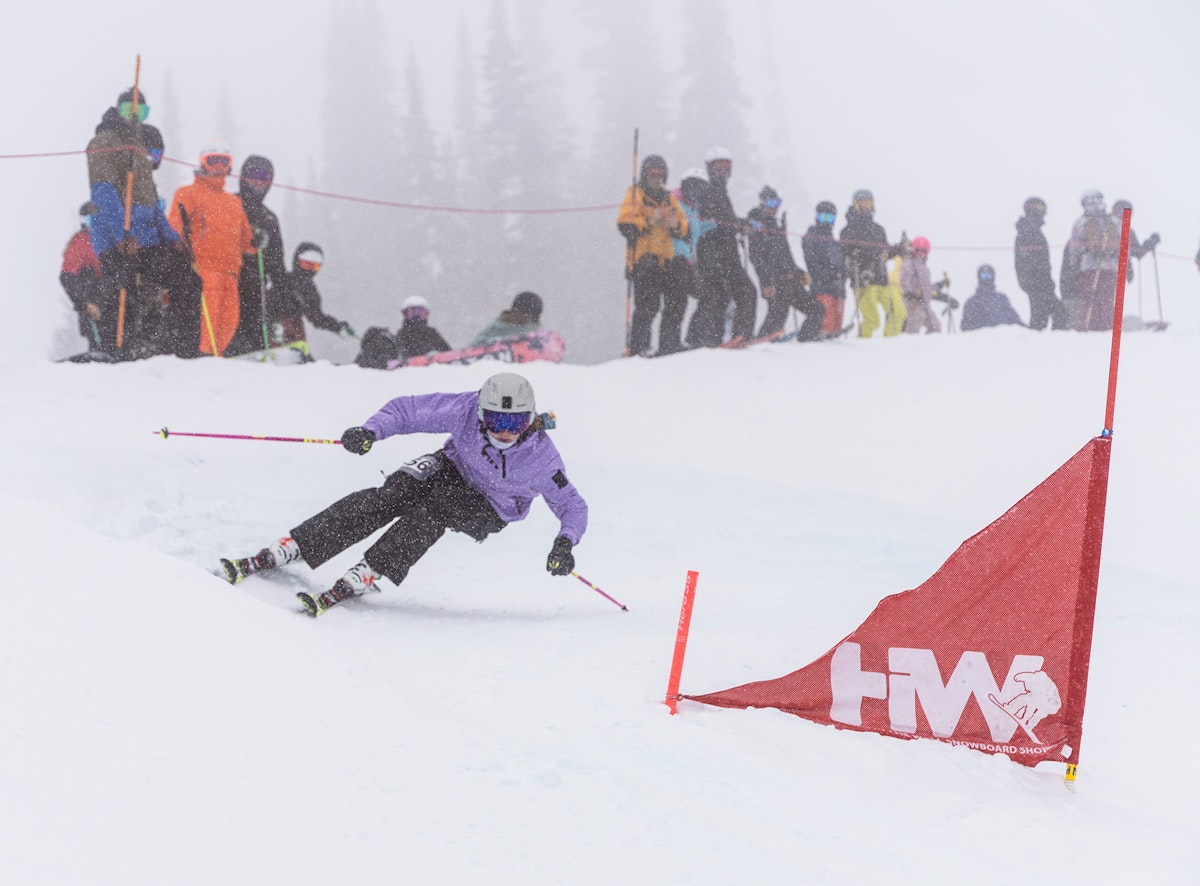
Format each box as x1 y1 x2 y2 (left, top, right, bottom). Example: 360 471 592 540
290 453 507 586
99 243 204 357
757 272 826 341
687 247 757 347
629 255 690 355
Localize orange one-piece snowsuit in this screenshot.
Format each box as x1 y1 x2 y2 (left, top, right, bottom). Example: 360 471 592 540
169 174 253 355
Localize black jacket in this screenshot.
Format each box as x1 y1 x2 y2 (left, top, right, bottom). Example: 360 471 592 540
696 179 743 266
233 195 287 347
267 270 343 332
746 207 799 284
397 319 451 360
840 208 891 286
802 223 846 297
1014 214 1055 297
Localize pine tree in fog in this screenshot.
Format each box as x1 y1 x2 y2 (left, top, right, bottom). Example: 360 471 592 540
318 0 403 335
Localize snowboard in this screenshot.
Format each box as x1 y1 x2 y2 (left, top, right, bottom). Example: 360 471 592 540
388 330 566 369
234 341 313 365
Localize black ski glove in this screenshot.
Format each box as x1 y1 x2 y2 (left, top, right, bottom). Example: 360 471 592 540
1143 232 1160 251
341 427 376 455
546 536 574 576
251 228 269 250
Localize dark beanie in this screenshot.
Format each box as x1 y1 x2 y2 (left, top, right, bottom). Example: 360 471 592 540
511 291 543 318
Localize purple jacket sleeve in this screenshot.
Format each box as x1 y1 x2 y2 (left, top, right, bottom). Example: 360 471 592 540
361 391 475 439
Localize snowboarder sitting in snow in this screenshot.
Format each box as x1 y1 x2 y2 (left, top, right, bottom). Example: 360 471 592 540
355 295 453 369
471 291 543 346
220 372 588 616
960 264 1024 331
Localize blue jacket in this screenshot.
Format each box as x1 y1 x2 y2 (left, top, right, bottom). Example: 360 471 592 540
362 391 588 544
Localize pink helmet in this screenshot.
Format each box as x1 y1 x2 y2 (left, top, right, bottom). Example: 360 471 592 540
911 236 931 256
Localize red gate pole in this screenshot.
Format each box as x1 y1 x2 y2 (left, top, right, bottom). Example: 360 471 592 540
665 570 699 715
1102 207 1133 436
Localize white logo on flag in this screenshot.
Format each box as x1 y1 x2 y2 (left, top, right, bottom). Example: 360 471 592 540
830 643 1062 745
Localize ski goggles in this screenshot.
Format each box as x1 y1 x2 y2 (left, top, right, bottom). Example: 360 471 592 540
297 258 322 273
201 154 233 174
242 171 273 191
119 101 150 122
817 211 837 225
403 306 429 322
481 409 532 436
978 268 995 282
761 197 782 209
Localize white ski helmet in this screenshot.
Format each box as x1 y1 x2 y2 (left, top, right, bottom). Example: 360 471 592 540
704 146 733 164
681 167 708 184
400 295 429 312
478 372 535 421
478 373 536 447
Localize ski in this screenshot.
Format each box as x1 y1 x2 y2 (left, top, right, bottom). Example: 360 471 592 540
296 591 325 617
717 328 788 349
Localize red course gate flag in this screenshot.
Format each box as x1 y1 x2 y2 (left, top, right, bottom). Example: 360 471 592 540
685 436 1112 770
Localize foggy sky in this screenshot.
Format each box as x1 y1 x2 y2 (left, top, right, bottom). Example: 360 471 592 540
4 0 1198 365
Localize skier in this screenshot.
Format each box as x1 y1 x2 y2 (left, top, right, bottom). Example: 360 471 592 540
688 147 757 347
840 189 905 338
900 236 941 334
168 143 254 356
746 186 824 341
226 155 288 356
960 265 1024 331
471 291 543 346
801 201 848 336
266 242 354 350
1062 189 1121 331
220 372 588 616
1014 197 1064 331
85 86 203 358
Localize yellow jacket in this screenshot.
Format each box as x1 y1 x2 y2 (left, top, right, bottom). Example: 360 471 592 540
618 185 688 270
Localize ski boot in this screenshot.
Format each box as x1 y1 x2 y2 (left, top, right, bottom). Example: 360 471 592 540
220 536 302 584
297 560 380 617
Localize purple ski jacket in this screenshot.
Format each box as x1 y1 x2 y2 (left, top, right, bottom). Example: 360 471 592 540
361 391 588 545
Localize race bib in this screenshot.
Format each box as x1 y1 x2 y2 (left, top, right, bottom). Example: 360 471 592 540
396 451 444 481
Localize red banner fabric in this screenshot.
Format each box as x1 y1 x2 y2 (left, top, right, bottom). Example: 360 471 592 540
686 437 1111 768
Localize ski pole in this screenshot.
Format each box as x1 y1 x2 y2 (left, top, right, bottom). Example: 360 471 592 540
156 427 341 445
570 570 628 611
115 54 142 351
257 245 269 350
623 128 638 359
1136 256 1143 320
1151 246 1164 325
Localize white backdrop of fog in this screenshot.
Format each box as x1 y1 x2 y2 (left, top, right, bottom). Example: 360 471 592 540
3 0 1198 366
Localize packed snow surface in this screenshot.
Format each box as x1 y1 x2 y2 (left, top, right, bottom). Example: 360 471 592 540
1 329 1195 884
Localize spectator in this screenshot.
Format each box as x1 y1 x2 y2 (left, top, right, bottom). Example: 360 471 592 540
961 264 1024 331
85 86 203 357
1063 189 1121 330
746 186 824 341
227 155 288 355
841 189 905 337
617 154 690 356
59 203 106 353
901 236 941 334
266 242 353 351
688 147 757 347
1014 197 1064 331
802 200 848 336
168 143 255 356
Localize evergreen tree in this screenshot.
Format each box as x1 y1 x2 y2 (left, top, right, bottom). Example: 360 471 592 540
318 0 404 344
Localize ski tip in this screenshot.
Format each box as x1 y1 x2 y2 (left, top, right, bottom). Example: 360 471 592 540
218 558 243 585
296 591 322 617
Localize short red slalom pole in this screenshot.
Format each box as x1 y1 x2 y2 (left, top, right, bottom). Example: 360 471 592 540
156 427 341 445
665 570 699 715
570 571 628 611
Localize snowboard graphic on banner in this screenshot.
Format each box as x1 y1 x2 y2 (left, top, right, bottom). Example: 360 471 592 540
685 436 1112 770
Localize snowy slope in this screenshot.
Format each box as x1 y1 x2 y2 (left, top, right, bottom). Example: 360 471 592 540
0 330 1196 885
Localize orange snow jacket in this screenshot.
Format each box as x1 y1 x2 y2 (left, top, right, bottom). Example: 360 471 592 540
169 174 253 273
